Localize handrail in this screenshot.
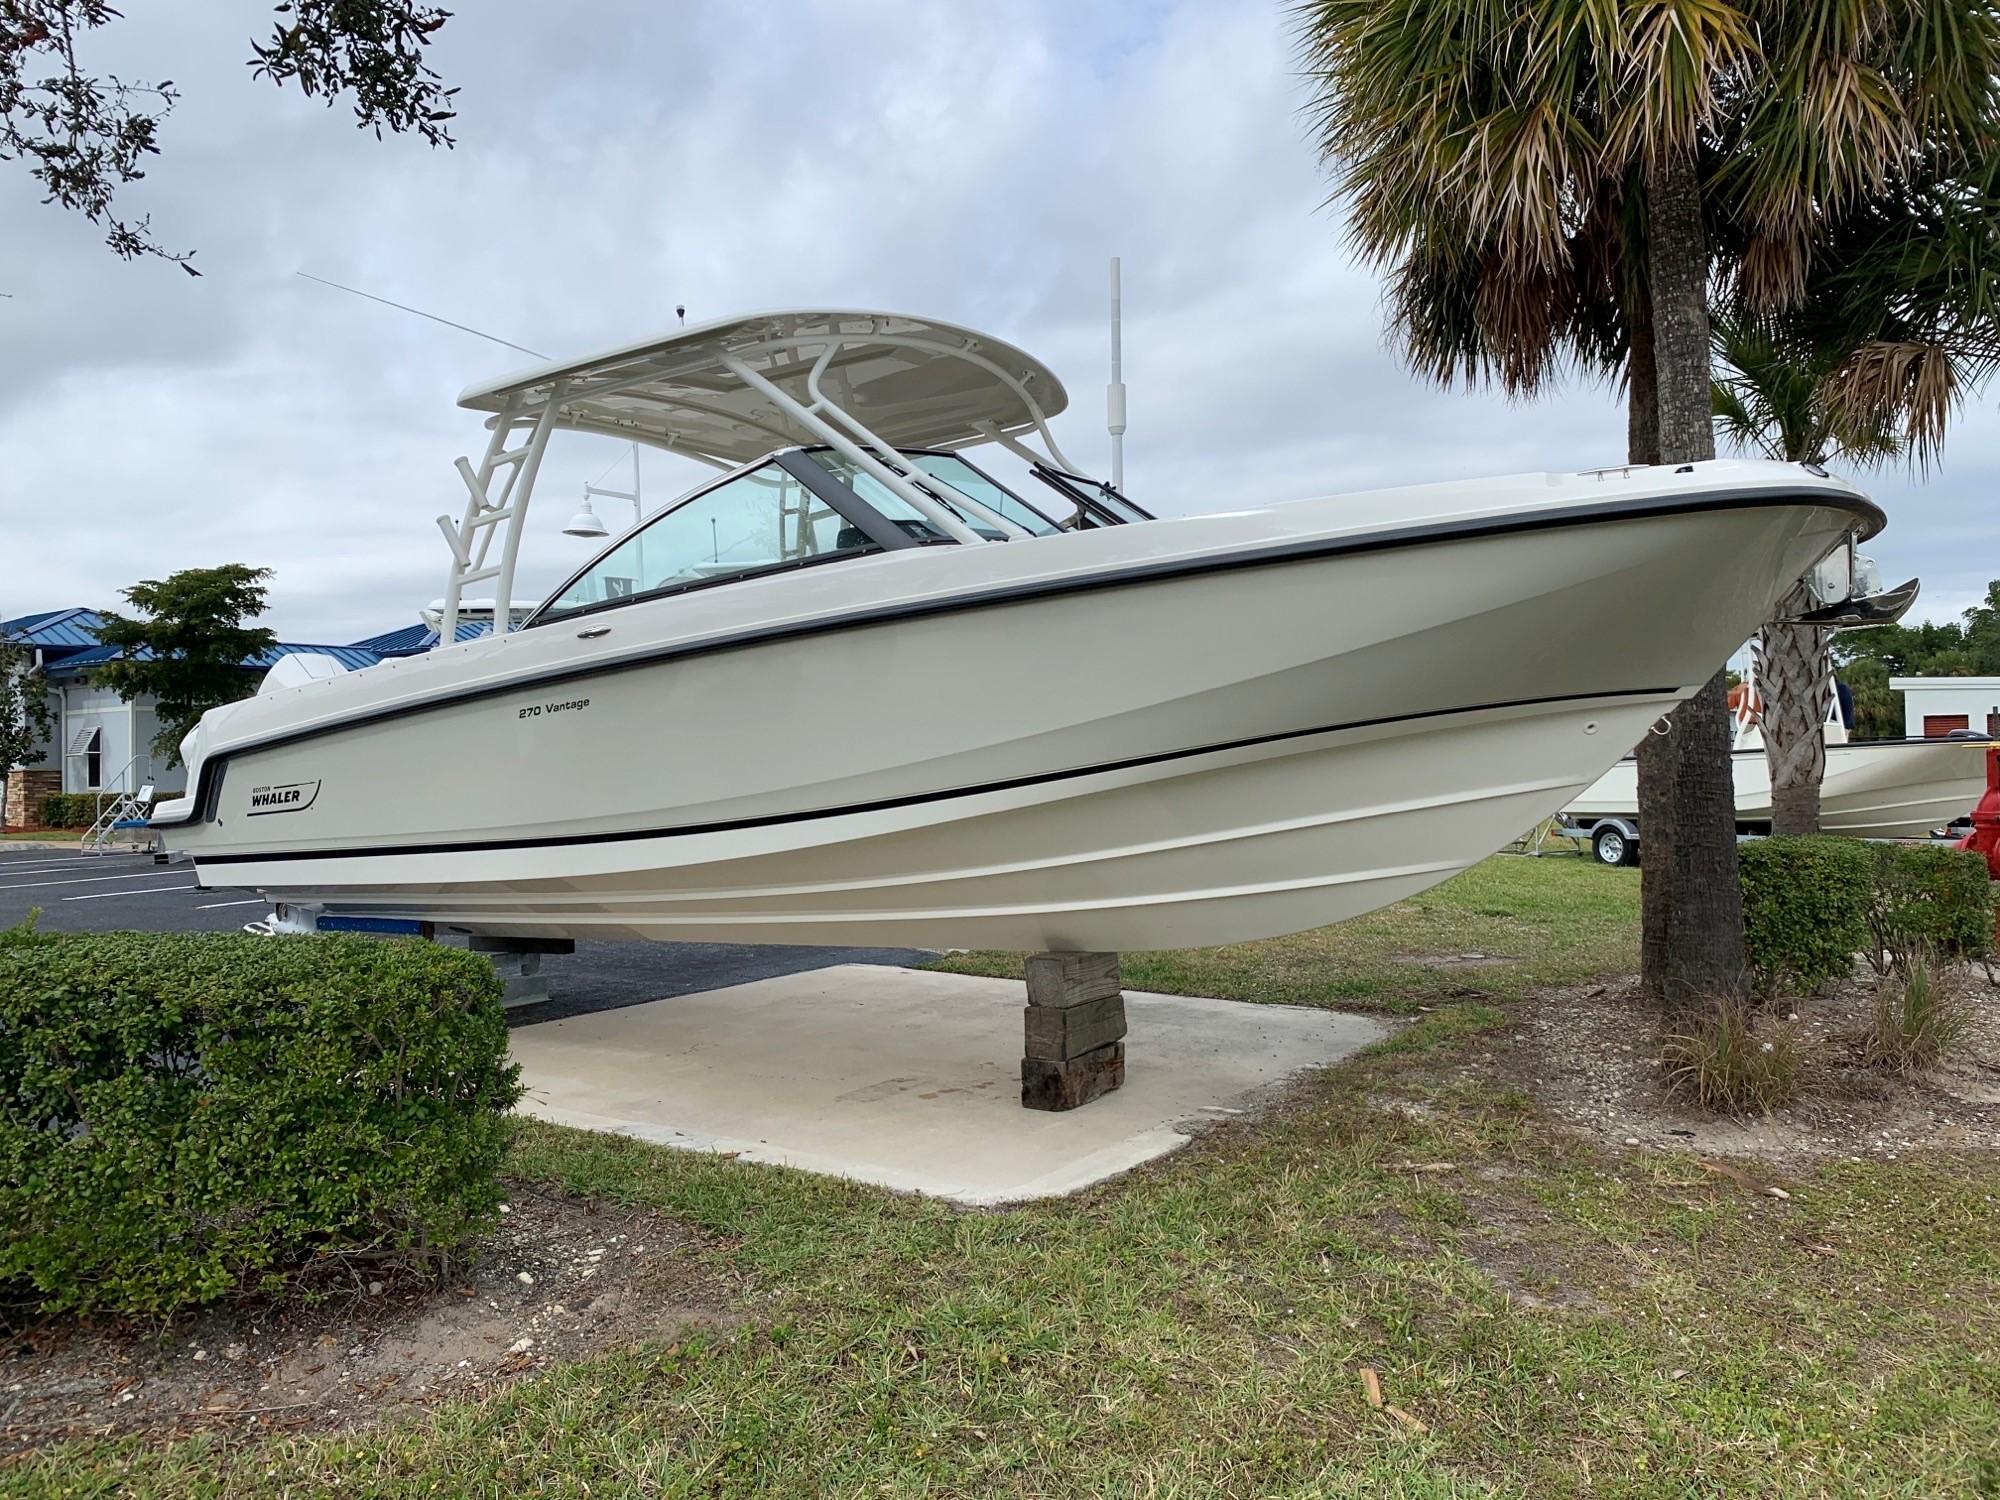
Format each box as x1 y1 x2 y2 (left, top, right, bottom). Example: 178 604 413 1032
78 753 148 853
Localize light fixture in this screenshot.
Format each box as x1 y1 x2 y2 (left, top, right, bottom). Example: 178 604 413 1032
563 496 609 538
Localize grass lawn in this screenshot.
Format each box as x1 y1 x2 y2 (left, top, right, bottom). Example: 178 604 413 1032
930 854 1641 1011
9 856 1998 1497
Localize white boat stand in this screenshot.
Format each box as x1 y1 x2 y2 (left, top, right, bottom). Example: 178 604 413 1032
251 904 568 1009
468 934 573 1007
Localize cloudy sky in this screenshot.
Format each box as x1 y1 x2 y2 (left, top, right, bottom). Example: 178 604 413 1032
4 0 1995 645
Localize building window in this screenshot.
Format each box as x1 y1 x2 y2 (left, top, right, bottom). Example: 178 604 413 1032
67 724 103 789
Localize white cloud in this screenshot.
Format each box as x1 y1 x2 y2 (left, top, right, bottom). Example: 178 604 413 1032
2 0 1992 641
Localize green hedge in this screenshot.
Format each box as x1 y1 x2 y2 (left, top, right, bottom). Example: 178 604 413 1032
1740 837 1876 998
1867 843 1995 964
32 791 180 828
1742 837 1994 997
35 792 112 828
0 930 520 1315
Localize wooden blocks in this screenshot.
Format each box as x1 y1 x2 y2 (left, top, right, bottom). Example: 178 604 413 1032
1024 951 1121 1009
1022 1043 1125 1111
1024 993 1127 1059
1021 951 1127 1111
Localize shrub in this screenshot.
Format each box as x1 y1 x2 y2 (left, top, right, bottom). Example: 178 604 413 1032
1861 944 1972 1074
1661 999 1803 1115
1865 844 1994 973
1739 837 1875 999
36 792 110 828
0 930 520 1316
32 790 179 828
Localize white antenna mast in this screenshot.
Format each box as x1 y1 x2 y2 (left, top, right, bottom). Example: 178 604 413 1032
294 270 548 358
1107 256 1127 491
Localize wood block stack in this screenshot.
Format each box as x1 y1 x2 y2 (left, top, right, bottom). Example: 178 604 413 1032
1020 951 1127 1111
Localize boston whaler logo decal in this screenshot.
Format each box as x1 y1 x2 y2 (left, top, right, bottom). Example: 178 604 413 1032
247 779 321 815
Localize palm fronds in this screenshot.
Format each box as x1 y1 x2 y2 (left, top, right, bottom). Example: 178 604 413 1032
1294 0 2000 453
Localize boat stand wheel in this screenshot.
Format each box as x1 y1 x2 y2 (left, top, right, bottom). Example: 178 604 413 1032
1591 823 1636 867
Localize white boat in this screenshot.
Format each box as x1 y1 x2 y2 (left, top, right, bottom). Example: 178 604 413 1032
1565 693 1992 846
153 309 1887 950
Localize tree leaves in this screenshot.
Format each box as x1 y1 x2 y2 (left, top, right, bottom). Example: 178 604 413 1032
1292 0 2000 425
0 635 58 790
246 1 458 148
2 0 456 264
91 564 277 766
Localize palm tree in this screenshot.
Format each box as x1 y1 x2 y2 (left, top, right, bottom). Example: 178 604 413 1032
1713 145 2000 833
1711 313 1898 834
1295 0 2000 1012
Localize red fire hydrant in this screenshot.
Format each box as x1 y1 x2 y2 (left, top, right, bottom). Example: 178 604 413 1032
1953 744 2000 882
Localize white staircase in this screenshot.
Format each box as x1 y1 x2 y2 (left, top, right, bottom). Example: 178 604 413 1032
82 779 154 854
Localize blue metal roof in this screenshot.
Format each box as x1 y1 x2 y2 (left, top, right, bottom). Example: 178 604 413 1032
249 642 386 672
43 640 386 678
1 607 108 653
14 604 477 675
346 619 493 656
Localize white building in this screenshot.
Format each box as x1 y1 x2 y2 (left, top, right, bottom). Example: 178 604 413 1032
1888 675 2000 738
3 607 415 827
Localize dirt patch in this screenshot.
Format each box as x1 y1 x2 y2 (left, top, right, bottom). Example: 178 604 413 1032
1388 951 1516 970
1462 1226 1618 1317
0 1181 739 1455
1450 971 2000 1166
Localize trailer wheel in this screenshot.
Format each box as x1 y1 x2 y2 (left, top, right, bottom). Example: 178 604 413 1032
1592 823 1636 867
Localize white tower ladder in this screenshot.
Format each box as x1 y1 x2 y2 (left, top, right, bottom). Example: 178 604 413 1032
435 383 570 641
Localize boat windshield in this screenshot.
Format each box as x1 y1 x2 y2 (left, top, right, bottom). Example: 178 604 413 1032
533 438 1124 627
540 460 910 620
803 449 1064 538
910 453 1063 536
1030 465 1155 526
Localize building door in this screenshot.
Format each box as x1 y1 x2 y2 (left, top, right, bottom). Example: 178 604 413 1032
1923 714 1970 737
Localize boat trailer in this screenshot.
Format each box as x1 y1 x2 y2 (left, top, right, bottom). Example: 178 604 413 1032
1539 742 2000 871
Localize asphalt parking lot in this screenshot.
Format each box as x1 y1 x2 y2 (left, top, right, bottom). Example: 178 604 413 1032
0 842 931 1022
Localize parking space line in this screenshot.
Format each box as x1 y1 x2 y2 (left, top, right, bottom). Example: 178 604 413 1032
0 859 149 875
62 883 198 901
0 869 195 893
195 898 266 909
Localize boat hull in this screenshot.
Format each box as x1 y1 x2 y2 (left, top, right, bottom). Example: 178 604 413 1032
1566 737 1992 839
164 484 1864 949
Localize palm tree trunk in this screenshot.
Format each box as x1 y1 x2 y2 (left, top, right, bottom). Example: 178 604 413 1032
1625 278 1680 997
1759 588 1828 834
1626 287 1661 468
1641 148 1747 1014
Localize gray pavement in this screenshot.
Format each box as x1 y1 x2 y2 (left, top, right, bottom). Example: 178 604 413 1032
0 842 931 1022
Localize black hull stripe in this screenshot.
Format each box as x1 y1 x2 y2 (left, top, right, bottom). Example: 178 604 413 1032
188 685 1676 867
155 481 1879 830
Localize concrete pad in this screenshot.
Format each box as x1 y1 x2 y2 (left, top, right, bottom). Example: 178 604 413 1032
510 964 1385 1205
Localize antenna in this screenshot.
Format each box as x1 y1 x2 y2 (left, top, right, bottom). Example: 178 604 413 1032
294 270 548 358
1107 256 1126 491
676 304 687 327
